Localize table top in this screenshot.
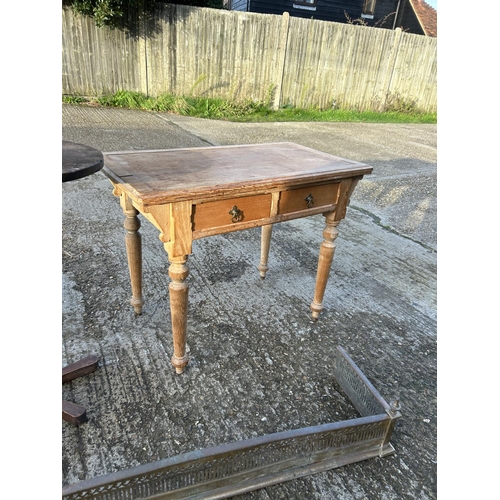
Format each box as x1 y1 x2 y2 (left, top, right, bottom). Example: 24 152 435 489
103 142 372 206
63 140 104 182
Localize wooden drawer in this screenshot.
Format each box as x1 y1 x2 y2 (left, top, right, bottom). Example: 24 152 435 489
278 183 339 215
192 194 272 231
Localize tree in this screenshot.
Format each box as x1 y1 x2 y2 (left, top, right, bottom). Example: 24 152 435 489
64 0 225 28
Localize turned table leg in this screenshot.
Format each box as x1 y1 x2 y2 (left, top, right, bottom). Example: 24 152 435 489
121 195 144 315
257 224 273 279
168 256 190 374
310 212 340 321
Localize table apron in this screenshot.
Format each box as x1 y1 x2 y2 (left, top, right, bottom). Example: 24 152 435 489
113 176 363 249
192 204 337 240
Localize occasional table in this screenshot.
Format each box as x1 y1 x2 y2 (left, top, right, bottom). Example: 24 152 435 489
103 142 372 374
62 140 104 182
62 140 103 424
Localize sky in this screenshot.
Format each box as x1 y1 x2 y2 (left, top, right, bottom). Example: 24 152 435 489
425 0 437 8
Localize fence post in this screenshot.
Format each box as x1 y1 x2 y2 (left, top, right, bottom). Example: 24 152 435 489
272 11 290 110
138 0 149 96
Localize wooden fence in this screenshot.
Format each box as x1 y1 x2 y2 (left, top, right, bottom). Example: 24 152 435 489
62 4 437 112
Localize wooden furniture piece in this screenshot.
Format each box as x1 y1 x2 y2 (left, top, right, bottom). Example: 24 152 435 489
62 140 103 424
62 355 100 424
63 140 104 182
103 142 372 374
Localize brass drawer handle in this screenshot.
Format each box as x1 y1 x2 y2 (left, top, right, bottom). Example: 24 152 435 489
305 194 314 208
229 205 244 223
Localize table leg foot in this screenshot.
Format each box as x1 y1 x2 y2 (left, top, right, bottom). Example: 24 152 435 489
257 264 269 280
172 355 189 374
131 297 143 315
310 303 322 321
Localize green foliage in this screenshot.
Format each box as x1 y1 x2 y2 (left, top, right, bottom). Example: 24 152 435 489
97 90 148 108
265 84 277 107
62 95 88 104
184 96 262 119
66 0 225 28
188 74 208 96
151 94 192 113
62 90 437 124
68 0 128 28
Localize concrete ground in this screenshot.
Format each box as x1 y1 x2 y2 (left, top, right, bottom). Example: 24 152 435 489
62 104 437 499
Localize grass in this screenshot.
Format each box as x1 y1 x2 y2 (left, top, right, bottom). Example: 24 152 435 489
63 91 437 124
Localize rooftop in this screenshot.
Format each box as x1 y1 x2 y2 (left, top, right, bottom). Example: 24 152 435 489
411 0 438 37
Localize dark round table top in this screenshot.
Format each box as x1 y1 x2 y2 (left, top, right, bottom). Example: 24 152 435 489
62 141 104 182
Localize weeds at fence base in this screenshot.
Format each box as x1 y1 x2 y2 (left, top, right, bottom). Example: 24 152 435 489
62 91 436 124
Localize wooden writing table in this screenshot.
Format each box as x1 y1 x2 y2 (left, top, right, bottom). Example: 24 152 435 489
103 143 372 374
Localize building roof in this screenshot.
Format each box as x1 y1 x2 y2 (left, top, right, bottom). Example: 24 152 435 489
410 0 437 37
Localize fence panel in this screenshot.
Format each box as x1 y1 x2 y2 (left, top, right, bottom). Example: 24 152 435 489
144 5 284 102
62 7 146 96
282 19 404 111
62 5 437 112
387 32 437 112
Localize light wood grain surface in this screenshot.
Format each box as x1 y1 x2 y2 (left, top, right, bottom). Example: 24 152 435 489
103 143 372 206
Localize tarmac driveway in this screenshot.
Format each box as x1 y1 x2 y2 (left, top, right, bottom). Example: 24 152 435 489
62 104 436 499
